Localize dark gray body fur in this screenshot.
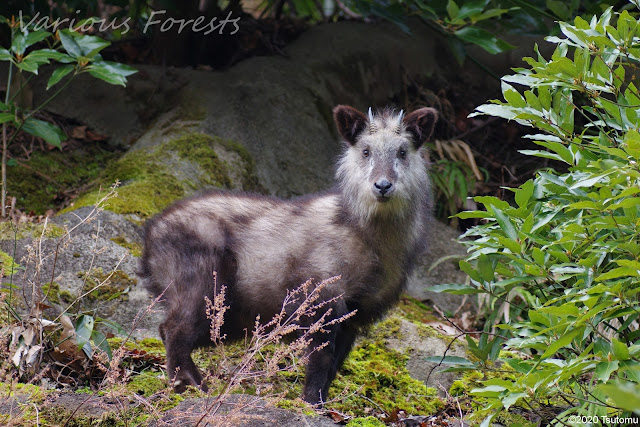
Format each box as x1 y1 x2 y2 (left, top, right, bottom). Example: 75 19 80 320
139 105 438 403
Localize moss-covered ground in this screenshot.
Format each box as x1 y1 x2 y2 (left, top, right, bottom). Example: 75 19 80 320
1 293 526 426
9 140 117 215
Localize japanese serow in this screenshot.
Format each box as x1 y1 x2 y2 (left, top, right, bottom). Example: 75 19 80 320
139 105 438 404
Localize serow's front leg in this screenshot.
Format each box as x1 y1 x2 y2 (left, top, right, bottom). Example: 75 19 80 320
302 322 357 405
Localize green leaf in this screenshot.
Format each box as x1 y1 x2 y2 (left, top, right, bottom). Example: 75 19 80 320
21 118 66 148
477 254 495 282
624 130 640 158
502 82 526 108
87 65 127 86
598 267 638 281
91 60 137 77
538 303 580 317
595 359 619 381
459 260 482 282
612 338 630 361
24 31 51 50
515 180 534 208
457 0 489 20
473 195 510 210
47 65 74 89
471 103 518 121
546 57 578 77
15 58 40 74
546 0 570 20
502 392 527 410
456 210 490 219
446 0 460 20
428 283 482 295
0 48 13 61
26 49 74 64
539 328 581 360
58 30 82 58
425 356 473 365
91 330 112 360
74 35 111 58
11 33 26 55
75 315 95 358
0 113 15 124
470 384 506 397
608 198 640 210
598 382 640 412
454 27 515 54
491 206 518 241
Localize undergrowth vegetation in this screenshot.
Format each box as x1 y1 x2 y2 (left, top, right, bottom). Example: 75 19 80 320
432 2 640 425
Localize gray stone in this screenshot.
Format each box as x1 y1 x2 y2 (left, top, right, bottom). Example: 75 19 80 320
1 207 161 339
386 318 468 397
153 395 335 427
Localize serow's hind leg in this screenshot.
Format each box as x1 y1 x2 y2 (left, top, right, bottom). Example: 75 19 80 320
160 313 208 393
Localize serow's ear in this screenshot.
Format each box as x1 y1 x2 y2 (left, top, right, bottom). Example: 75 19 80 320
403 107 438 148
333 105 368 145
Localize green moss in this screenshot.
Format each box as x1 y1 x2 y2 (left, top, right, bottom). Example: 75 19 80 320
415 323 451 341
0 382 47 402
41 282 74 305
0 221 65 240
449 371 483 397
63 145 185 218
329 337 442 416
370 315 402 340
126 371 166 396
138 338 166 353
275 398 316 416
164 133 232 189
9 142 117 215
77 268 136 302
0 249 21 274
0 382 47 425
110 236 142 257
108 337 166 355
395 295 439 324
346 416 386 427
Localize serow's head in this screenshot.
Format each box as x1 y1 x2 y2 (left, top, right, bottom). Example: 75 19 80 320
333 105 437 211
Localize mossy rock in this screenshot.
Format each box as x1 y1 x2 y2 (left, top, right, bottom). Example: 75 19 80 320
77 268 137 302
0 249 22 275
65 133 263 219
0 221 65 241
110 235 142 257
41 282 74 305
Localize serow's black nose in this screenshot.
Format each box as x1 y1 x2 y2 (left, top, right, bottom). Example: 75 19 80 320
374 179 393 196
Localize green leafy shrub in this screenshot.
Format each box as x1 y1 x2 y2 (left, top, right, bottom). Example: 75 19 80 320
0 14 136 216
433 2 640 424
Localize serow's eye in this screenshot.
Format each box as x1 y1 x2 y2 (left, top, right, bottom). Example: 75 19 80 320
399 149 407 159
363 149 370 157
